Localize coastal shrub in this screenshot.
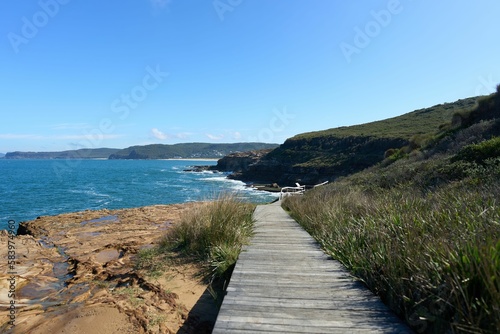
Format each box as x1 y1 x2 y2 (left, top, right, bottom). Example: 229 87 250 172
452 111 471 128
409 134 433 150
453 136 500 164
283 180 500 333
388 148 408 161
438 121 452 132
161 194 255 277
384 148 398 159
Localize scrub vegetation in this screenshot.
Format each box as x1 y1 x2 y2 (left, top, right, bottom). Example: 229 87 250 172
284 88 500 333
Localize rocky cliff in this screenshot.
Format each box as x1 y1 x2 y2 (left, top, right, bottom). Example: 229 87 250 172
222 97 480 186
208 149 273 173
229 135 407 186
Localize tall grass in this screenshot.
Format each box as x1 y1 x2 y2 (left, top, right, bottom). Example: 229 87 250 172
283 181 500 333
160 194 255 277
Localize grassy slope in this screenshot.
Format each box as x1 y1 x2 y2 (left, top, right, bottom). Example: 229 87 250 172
283 89 500 333
293 97 478 140
244 97 480 185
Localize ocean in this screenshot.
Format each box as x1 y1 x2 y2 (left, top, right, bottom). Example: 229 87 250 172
0 159 278 230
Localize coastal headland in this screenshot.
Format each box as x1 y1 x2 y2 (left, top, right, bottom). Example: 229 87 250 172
1 88 499 333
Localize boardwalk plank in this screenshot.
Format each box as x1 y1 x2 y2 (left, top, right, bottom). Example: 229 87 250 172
212 201 412 333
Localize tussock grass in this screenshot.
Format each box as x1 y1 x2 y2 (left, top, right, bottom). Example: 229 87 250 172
160 194 255 277
283 181 500 333
135 247 169 279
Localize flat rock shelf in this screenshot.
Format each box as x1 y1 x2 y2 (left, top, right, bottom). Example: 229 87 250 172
213 201 412 333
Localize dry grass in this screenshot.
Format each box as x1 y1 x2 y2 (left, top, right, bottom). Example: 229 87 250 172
283 180 500 333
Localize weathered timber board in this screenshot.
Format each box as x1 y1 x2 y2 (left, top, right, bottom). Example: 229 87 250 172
213 201 412 333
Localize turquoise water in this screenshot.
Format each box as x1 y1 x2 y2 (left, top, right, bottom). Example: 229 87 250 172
0 159 278 230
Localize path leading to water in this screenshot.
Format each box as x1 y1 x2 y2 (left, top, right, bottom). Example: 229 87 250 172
213 201 412 333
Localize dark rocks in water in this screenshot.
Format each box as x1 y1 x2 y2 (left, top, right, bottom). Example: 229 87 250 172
184 149 273 178
250 183 282 193
17 222 30 236
183 166 213 172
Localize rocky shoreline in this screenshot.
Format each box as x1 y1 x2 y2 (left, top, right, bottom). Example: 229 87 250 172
1 204 218 333
186 135 412 187
184 149 285 192
185 149 326 192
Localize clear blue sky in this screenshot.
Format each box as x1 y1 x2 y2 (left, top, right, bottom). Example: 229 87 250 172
1 0 499 152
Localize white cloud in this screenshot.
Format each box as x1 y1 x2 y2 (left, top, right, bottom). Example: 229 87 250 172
232 131 242 140
151 128 168 140
206 133 224 141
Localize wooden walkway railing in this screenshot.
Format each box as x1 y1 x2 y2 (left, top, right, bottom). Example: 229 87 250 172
212 201 412 333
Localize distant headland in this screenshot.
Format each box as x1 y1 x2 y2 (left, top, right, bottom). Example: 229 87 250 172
2 142 278 160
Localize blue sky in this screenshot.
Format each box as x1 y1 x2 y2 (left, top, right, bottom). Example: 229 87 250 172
1 0 499 152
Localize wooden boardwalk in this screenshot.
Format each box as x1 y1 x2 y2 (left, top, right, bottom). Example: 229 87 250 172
212 201 412 333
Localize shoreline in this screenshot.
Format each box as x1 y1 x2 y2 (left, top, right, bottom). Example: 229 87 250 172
1 203 218 333
0 159 273 234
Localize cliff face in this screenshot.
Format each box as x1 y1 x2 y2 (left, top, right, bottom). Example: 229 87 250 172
221 96 483 186
230 136 407 186
209 149 273 173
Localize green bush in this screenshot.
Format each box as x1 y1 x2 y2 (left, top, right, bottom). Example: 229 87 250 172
383 148 409 162
161 194 255 277
409 134 433 150
453 136 500 163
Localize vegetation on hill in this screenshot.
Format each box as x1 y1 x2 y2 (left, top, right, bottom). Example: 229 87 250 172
234 97 480 186
4 143 279 160
4 148 119 159
295 97 478 140
283 87 500 333
109 142 278 159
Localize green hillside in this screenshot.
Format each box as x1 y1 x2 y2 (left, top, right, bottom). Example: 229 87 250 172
236 96 482 185
5 148 119 159
282 87 500 333
109 142 278 159
294 97 477 140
